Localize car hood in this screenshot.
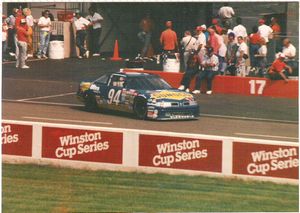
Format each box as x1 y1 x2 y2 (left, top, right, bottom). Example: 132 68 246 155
139 89 194 101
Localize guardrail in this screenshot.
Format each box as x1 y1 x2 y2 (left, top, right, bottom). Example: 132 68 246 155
124 69 298 99
2 120 298 185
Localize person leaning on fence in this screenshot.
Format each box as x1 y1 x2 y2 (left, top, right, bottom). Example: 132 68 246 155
37 10 51 59
15 17 29 69
23 8 34 58
74 10 90 59
178 49 200 93
87 7 103 57
267 53 292 82
235 36 249 77
192 46 219 95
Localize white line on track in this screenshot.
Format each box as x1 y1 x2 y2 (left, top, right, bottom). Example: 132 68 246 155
22 116 113 125
17 92 76 101
3 99 84 107
201 113 298 124
235 133 298 140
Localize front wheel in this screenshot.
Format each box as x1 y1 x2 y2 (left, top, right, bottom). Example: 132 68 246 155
84 93 98 112
133 98 147 119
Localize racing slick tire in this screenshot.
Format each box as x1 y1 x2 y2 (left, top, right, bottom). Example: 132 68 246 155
133 97 147 119
84 93 98 112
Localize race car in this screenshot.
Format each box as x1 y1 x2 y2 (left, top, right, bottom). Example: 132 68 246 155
77 72 199 120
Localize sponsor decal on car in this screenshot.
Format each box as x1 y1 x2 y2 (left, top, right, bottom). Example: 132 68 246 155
139 135 222 172
233 142 299 179
42 127 123 164
2 123 32 156
150 90 193 101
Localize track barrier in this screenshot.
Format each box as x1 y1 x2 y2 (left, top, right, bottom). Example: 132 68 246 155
2 120 298 185
124 69 298 99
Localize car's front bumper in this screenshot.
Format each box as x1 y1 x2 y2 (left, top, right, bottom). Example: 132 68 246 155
147 105 200 120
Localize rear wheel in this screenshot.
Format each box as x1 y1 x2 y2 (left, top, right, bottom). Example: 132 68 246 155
133 97 147 119
84 93 98 112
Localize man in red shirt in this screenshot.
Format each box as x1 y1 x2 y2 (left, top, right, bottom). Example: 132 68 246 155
207 27 220 55
268 53 292 82
16 17 29 69
160 21 178 53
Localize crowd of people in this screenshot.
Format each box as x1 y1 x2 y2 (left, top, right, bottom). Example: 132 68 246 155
2 6 103 68
2 4 298 91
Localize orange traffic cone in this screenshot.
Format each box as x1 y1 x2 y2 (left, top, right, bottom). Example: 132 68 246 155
110 40 122 61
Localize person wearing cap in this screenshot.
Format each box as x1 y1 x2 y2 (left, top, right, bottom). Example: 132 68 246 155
74 10 90 59
268 53 292 82
258 18 273 43
23 8 35 57
2 15 8 61
201 24 209 43
218 3 235 29
193 46 219 95
6 8 18 56
15 16 29 69
87 7 103 57
233 17 247 42
180 30 197 69
37 10 52 59
160 21 178 53
211 18 223 35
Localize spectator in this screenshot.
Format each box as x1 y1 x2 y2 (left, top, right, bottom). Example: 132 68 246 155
216 30 227 75
211 18 223 35
6 8 18 56
138 12 154 57
178 49 200 92
44 10 55 21
270 17 281 52
249 26 261 69
233 17 248 41
87 7 103 57
254 37 267 76
23 8 34 57
2 15 8 61
201 24 209 43
207 27 220 55
282 38 297 70
15 17 29 69
195 26 206 51
37 10 51 59
180 30 197 69
160 21 178 53
74 10 90 59
258 19 273 43
193 46 219 95
218 3 235 28
226 32 238 75
268 53 292 82
235 36 248 77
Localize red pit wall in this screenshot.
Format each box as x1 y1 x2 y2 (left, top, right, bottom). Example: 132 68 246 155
42 127 123 164
233 142 299 179
139 134 222 172
124 70 298 99
2 123 32 156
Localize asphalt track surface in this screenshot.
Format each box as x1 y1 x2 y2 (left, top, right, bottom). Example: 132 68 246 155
2 58 298 142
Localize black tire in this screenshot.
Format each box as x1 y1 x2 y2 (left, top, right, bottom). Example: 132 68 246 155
84 93 98 112
133 97 147 119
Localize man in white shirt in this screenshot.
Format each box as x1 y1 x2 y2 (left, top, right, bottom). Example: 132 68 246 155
180 30 197 69
236 36 249 77
282 38 296 60
193 47 219 95
258 19 273 43
87 7 103 56
74 10 90 59
37 10 51 59
218 3 235 28
233 17 247 42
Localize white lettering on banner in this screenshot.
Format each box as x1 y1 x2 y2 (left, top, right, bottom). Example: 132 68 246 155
152 140 208 167
246 148 298 175
55 132 109 159
1 125 19 144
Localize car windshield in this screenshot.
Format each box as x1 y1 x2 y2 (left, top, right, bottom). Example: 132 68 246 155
126 75 172 90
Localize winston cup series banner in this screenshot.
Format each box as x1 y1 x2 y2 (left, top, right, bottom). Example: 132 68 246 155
2 123 33 156
139 134 223 172
42 127 123 164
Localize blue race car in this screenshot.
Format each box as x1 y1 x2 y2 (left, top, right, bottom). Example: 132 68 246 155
77 72 199 120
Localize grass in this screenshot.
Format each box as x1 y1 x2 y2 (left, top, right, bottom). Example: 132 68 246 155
2 163 299 212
